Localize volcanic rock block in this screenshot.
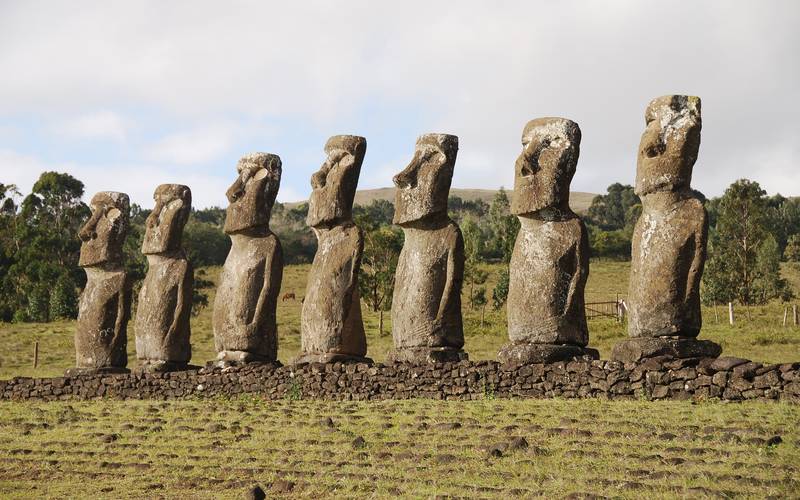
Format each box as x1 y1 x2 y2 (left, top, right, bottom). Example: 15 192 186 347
613 95 720 361
389 133 467 364
68 191 132 376
296 135 370 364
213 153 283 366
135 184 194 372
498 118 596 366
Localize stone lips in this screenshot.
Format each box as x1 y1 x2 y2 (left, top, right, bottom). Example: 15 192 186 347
9 357 800 403
214 152 284 364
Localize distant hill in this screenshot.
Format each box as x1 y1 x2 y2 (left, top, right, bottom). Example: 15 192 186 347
283 188 598 214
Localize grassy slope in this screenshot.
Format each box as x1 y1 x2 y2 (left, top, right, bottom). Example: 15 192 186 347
0 398 797 498
283 188 598 214
1 261 799 379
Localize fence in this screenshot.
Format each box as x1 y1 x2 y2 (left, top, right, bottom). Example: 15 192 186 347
585 297 626 322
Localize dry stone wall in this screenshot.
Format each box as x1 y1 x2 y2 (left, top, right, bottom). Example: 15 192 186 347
2 356 799 403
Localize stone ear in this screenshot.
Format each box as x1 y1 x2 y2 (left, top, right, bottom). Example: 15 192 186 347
166 199 184 212
107 208 121 222
252 168 269 181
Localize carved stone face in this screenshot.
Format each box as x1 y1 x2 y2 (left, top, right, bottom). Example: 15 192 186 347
223 153 282 234
393 133 458 226
636 95 701 197
511 118 580 216
142 184 191 254
79 191 130 267
306 135 366 228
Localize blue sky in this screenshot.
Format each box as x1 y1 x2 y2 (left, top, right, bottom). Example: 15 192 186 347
1 1 798 208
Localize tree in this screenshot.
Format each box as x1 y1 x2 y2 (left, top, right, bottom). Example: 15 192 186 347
6 172 89 321
486 188 520 263
703 179 793 305
492 268 510 310
587 183 640 230
785 234 800 262
357 226 403 335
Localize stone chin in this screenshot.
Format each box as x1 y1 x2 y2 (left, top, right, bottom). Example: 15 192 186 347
635 159 692 197
223 202 269 234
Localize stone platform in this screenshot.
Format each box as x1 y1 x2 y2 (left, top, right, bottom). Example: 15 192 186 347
2 356 798 403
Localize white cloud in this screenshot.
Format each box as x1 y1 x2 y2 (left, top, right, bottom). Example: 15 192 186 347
0 148 230 208
52 110 129 142
144 125 236 165
0 0 798 198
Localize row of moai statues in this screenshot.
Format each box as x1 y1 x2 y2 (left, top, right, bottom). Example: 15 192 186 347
68 94 721 375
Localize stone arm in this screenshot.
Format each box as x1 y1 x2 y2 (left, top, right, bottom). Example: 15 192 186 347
166 259 193 346
106 274 130 366
436 227 465 323
251 237 284 331
341 225 365 319
565 223 590 317
685 209 709 301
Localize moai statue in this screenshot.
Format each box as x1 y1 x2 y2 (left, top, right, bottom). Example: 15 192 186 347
389 133 467 363
612 95 721 362
497 118 598 366
295 135 370 364
67 192 132 376
212 153 283 366
135 184 194 372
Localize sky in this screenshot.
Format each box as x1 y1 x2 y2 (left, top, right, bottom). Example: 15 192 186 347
0 0 798 209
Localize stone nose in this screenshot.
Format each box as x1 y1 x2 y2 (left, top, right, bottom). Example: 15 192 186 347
394 157 420 189
226 178 244 203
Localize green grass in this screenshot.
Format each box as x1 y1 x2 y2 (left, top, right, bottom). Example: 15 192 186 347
0 398 797 498
1 261 799 379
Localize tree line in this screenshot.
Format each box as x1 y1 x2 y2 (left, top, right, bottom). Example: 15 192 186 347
1 172 798 323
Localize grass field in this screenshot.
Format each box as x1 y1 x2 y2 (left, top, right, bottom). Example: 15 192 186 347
0 398 798 498
1 261 798 380
1 263 799 498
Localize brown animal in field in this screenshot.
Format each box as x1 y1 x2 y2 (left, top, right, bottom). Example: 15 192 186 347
282 292 296 302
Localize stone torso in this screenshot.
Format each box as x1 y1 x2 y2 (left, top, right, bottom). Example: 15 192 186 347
135 253 193 362
391 221 464 349
75 268 130 369
213 233 282 359
507 216 589 345
628 195 707 338
301 223 366 356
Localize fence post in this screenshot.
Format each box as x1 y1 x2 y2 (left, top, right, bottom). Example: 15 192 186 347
728 302 734 326
794 304 798 327
33 341 39 369
784 307 789 327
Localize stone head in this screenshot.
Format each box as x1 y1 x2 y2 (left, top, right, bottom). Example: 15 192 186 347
511 118 581 216
393 133 458 226
223 153 282 234
142 184 192 254
78 191 130 267
636 95 701 196
306 135 366 228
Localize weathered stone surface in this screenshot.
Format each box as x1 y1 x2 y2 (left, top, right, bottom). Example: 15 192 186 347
389 133 466 363
135 184 193 372
611 337 722 363
213 153 283 365
297 136 369 364
498 343 599 367
627 95 709 339
499 118 593 364
72 192 132 375
7 356 799 402
710 357 750 372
